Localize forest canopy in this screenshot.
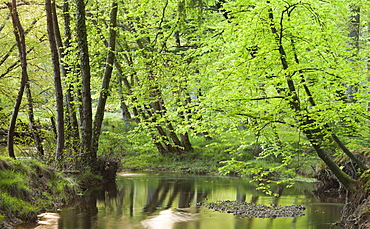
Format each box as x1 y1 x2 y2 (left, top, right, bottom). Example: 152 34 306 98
0 0 370 194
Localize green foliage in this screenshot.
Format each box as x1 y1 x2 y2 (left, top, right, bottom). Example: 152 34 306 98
0 214 4 224
1 0 370 196
0 192 38 221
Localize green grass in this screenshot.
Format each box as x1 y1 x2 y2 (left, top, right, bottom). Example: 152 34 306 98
0 192 38 222
95 116 321 177
0 156 78 227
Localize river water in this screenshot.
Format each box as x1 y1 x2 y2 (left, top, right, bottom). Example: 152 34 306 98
38 172 344 229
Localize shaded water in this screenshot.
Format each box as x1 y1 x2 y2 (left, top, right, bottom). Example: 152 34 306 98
54 172 344 229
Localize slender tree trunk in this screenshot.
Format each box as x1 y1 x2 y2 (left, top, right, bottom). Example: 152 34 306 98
116 17 191 155
76 0 93 167
114 60 137 119
6 0 28 159
267 3 357 191
346 5 360 102
288 13 368 172
91 1 118 156
116 70 131 121
45 0 65 162
91 17 132 123
61 0 80 153
25 81 44 156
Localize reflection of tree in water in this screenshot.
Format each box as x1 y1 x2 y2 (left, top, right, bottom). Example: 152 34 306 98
143 178 208 213
58 182 118 229
57 174 340 229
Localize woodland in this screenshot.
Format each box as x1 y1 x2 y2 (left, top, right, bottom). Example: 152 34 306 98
0 0 370 228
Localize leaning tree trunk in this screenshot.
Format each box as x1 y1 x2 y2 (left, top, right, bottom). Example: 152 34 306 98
45 0 65 162
6 0 28 159
91 1 118 156
267 4 357 192
288 24 368 173
60 0 80 153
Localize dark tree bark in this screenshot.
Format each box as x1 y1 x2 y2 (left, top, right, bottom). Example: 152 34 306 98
288 19 368 173
114 60 137 119
60 0 80 153
91 1 118 156
76 0 93 167
91 13 132 123
45 0 65 162
346 5 360 101
6 0 28 159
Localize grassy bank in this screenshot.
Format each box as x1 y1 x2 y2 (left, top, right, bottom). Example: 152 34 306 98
0 156 78 228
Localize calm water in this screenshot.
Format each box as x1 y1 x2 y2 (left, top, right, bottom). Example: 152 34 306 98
52 172 344 229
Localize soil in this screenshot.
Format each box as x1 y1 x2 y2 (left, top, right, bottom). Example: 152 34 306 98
313 153 370 229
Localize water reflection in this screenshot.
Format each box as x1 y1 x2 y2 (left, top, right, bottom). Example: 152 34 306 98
56 172 344 229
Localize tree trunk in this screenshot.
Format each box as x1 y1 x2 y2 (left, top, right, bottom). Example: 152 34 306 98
91 1 118 156
116 70 132 121
61 0 80 153
267 3 357 192
45 0 65 162
25 81 44 156
75 0 93 168
6 0 28 159
346 5 360 102
287 10 368 173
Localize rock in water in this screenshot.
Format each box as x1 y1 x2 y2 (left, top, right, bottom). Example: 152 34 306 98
200 200 305 218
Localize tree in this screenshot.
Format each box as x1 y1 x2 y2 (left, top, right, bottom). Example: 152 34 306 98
75 0 93 167
108 0 220 155
91 0 118 156
199 0 369 191
45 0 64 162
6 0 29 158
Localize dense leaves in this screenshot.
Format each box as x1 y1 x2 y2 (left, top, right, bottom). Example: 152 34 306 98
0 0 369 191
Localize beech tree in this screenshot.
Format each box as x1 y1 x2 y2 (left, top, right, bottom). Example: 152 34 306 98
45 0 64 161
75 0 93 167
198 0 370 191
6 0 28 158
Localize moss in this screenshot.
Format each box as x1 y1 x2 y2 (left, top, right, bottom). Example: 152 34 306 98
0 213 4 223
360 170 370 193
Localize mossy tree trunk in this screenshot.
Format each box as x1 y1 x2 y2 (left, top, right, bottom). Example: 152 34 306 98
75 0 93 168
60 0 81 154
45 0 65 162
25 81 44 156
91 1 118 156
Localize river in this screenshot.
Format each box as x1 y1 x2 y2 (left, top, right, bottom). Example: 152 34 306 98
31 171 344 229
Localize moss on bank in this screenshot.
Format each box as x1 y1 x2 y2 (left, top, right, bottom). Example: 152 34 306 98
0 156 78 228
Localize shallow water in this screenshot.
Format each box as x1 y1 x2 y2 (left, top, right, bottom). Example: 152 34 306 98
24 171 344 229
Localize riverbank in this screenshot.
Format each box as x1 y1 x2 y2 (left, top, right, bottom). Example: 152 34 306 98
1 149 369 229
0 157 78 228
